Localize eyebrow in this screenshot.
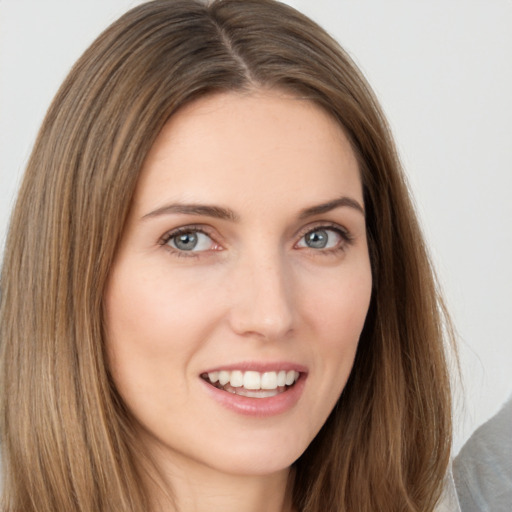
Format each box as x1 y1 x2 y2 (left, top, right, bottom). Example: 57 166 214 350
142 203 239 222
298 196 365 219
141 195 364 222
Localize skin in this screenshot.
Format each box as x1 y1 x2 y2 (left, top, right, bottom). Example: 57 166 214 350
104 90 372 512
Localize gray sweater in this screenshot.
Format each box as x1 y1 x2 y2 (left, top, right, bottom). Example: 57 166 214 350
453 395 512 512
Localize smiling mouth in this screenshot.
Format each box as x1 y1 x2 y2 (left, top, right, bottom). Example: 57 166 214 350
201 370 301 398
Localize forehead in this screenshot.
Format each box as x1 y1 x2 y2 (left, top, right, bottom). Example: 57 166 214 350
134 90 362 214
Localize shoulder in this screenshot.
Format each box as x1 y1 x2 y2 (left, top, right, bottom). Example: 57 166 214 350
453 395 512 511
435 466 462 512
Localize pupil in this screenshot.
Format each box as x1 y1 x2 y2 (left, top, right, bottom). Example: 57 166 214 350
306 230 328 249
174 232 198 250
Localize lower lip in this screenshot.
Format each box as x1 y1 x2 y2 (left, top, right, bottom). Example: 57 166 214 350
201 374 307 417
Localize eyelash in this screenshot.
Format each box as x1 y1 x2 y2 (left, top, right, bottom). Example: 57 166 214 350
159 223 354 258
159 225 216 258
295 223 354 254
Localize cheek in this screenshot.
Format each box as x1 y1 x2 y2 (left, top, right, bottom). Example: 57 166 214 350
303 264 372 399
103 274 190 401
103 268 218 420
305 266 372 340
104 266 219 354
294 267 371 443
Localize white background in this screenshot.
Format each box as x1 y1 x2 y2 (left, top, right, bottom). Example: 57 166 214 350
1 0 511 453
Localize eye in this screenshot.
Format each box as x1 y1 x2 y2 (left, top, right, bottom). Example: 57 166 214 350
164 229 216 252
296 227 346 250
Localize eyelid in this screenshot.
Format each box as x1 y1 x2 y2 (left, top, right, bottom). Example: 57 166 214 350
295 222 352 242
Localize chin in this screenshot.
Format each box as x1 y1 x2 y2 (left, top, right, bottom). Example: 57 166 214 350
202 428 313 477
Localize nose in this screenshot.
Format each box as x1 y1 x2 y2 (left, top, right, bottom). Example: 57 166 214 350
227 249 296 341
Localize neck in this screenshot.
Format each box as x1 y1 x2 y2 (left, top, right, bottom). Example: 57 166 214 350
143 446 295 512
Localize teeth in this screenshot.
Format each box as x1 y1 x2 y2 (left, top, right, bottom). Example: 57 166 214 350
208 371 219 383
285 370 296 386
235 388 279 398
243 371 261 390
218 371 230 386
261 371 277 390
230 370 243 388
204 370 300 391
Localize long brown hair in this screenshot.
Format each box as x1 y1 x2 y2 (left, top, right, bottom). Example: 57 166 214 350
0 1 453 510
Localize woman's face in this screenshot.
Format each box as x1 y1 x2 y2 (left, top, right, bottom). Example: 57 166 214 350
104 91 372 478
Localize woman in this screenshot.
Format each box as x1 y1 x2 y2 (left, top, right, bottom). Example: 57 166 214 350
0 1 455 510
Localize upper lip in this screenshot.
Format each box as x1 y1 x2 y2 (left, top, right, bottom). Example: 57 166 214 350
200 361 308 374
